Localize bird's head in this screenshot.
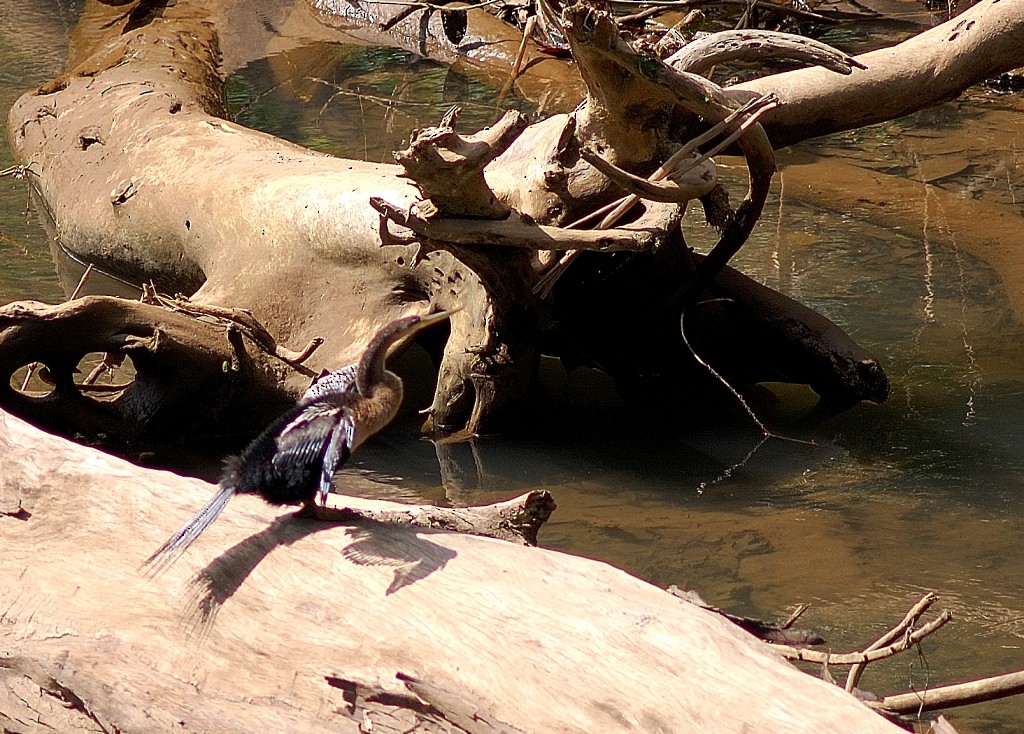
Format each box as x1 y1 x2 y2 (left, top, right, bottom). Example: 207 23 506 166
356 307 462 395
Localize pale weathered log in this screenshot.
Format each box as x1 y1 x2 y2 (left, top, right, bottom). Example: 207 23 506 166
733 0 1024 148
0 408 906 733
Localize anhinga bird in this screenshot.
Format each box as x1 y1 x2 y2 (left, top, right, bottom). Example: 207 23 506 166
146 308 458 566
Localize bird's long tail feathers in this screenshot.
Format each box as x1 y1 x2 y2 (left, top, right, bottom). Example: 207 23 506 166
143 484 235 572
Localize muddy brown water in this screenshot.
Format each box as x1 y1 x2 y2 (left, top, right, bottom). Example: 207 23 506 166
2 4 1024 732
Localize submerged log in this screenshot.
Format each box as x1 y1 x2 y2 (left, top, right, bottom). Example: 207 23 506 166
0 408 906 733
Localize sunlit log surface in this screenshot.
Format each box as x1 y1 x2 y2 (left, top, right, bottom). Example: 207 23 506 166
0 408 906 733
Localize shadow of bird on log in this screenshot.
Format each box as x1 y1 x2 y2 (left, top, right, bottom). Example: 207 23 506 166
183 514 456 637
341 525 456 596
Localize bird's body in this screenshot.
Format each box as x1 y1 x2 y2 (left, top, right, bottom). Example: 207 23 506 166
146 310 456 566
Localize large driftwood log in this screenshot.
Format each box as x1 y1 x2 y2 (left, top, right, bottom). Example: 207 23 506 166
5 0 1022 441
0 0 863 439
0 408 906 733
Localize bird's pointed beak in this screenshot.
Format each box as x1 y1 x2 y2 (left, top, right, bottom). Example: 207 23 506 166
417 306 462 330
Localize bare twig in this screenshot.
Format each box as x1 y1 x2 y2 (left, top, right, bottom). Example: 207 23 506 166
69 263 95 300
379 3 422 31
0 163 38 180
20 263 96 392
781 604 809 630
846 593 937 692
496 14 536 108
682 297 816 450
143 292 324 368
616 5 665 27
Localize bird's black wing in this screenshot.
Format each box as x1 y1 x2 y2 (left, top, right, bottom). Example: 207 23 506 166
301 363 358 404
265 402 354 501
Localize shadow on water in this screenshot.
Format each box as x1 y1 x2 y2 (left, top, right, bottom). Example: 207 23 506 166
3 10 1024 732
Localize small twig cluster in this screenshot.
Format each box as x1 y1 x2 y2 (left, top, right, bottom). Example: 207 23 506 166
140 286 324 370
762 593 1024 727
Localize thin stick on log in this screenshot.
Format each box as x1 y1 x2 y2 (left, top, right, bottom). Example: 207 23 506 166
782 603 810 629
871 669 1024 715
772 610 953 666
846 593 937 692
148 293 324 367
69 263 95 300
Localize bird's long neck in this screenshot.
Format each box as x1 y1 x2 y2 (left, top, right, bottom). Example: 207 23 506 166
355 316 420 396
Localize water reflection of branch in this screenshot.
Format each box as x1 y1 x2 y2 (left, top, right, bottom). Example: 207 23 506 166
697 434 768 493
306 76 504 120
681 299 816 492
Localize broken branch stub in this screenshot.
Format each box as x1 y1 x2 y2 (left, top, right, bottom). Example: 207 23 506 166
394 108 530 219
315 489 557 546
